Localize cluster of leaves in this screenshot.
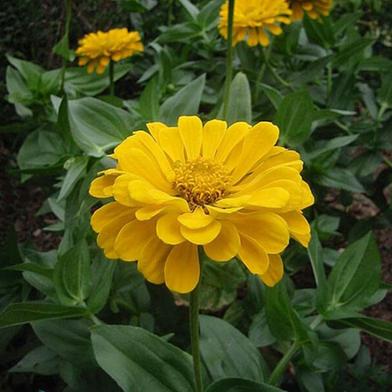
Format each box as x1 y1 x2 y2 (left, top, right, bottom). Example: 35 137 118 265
1 0 392 391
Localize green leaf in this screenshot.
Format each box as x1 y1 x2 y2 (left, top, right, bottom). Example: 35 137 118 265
199 258 246 311
6 54 43 90
317 168 365 193
249 310 276 347
10 345 59 375
91 324 195 392
275 90 314 146
17 129 69 171
225 72 252 124
378 72 392 108
33 319 96 368
68 97 134 157
178 0 200 19
306 135 358 160
307 228 328 311
53 33 75 61
0 302 88 328
205 378 285 392
265 282 310 342
259 83 283 109
331 317 392 342
6 66 33 105
333 38 374 68
138 76 161 121
58 156 89 201
303 16 335 48
54 240 91 305
64 64 132 97
325 232 381 318
159 74 206 126
87 256 116 313
200 315 267 383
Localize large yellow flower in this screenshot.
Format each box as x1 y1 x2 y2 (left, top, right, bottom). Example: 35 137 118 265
89 116 313 293
219 0 292 47
289 0 333 21
76 28 143 74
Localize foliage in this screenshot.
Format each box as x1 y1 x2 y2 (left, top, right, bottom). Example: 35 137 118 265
1 0 392 391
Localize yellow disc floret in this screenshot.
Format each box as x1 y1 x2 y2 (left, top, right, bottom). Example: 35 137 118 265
173 158 231 210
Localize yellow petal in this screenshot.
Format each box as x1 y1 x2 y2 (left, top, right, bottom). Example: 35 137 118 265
180 220 222 245
178 116 203 160
203 221 240 261
112 174 138 206
280 211 311 247
231 122 279 183
115 146 171 192
146 121 168 141
178 208 214 229
202 119 227 159
164 242 199 293
238 234 269 274
156 213 185 245
214 122 250 163
246 187 290 209
97 214 131 259
132 131 175 182
300 181 315 209
138 237 171 284
157 127 185 162
258 29 270 47
114 219 155 261
135 206 165 221
91 202 132 232
89 173 120 198
234 212 289 254
259 254 284 287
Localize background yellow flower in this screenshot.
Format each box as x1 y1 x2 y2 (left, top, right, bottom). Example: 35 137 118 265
90 116 313 293
289 0 333 21
219 0 292 47
76 28 143 74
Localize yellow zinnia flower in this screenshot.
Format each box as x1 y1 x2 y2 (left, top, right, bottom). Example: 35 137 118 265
219 0 292 47
76 28 143 74
89 116 314 293
289 0 333 21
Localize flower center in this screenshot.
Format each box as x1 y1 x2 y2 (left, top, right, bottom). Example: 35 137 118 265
173 157 231 210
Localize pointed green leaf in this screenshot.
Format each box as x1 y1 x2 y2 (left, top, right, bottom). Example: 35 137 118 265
91 324 195 392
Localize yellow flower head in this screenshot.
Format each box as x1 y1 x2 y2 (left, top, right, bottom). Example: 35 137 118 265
89 116 314 293
219 0 292 47
76 28 143 74
289 0 333 21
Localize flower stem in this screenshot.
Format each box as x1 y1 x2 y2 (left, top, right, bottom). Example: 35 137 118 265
109 60 115 96
222 0 235 120
60 0 72 93
189 282 203 392
269 341 300 386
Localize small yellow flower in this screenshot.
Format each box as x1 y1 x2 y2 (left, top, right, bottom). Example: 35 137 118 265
289 0 333 21
219 0 292 47
89 116 314 293
76 28 143 74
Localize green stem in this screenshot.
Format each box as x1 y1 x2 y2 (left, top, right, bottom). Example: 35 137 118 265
189 282 203 392
109 60 115 96
269 341 300 386
60 0 72 93
267 64 292 90
222 0 235 120
254 45 271 102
